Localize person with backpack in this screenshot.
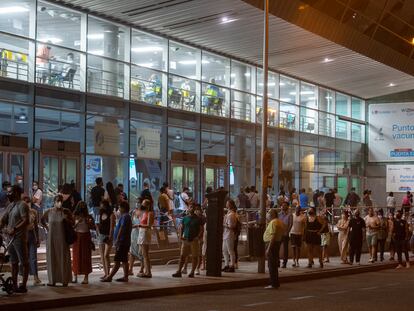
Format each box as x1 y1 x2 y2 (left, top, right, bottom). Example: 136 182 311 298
344 187 360 208
222 199 238 272
235 187 250 210
172 204 203 278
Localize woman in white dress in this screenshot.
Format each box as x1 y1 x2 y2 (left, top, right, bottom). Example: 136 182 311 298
41 194 73 286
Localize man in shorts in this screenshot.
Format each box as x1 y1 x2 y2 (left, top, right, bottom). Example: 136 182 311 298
101 201 132 282
0 185 30 293
364 207 380 262
173 205 203 278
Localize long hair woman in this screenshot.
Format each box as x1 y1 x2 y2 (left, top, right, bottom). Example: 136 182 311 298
137 199 154 278
72 201 95 284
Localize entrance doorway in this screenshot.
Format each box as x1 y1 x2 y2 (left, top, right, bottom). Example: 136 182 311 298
171 164 197 199
204 166 226 191
40 140 80 209
0 135 28 191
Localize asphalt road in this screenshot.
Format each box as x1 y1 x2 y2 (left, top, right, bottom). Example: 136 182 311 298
46 268 414 311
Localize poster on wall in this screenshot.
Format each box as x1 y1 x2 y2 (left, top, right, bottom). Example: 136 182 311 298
386 165 414 192
137 128 161 159
94 122 120 156
369 103 414 162
86 156 102 185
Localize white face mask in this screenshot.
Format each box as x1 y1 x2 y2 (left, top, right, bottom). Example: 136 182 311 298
55 201 62 208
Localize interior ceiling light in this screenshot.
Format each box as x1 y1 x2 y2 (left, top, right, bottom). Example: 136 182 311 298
298 4 309 10
323 57 333 63
221 16 238 24
0 6 29 14
388 83 396 87
87 34 104 40
16 109 28 124
178 60 209 65
174 131 183 141
411 38 414 45
131 46 163 53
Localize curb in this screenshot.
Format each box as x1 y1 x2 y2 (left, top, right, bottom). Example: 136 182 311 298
4 261 409 310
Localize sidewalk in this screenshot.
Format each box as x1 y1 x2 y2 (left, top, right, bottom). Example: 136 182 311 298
0 254 411 310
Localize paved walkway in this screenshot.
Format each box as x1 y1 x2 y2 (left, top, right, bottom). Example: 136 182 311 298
0 254 411 310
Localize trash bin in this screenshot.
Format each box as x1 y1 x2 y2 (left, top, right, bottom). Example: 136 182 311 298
248 225 265 258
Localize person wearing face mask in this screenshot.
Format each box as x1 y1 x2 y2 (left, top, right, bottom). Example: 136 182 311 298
337 210 350 264
348 210 366 265
41 194 73 286
393 210 410 269
31 181 43 220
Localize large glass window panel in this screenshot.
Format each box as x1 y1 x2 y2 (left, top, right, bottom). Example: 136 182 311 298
34 108 81 147
256 97 278 127
351 123 365 143
87 17 129 62
86 116 127 155
168 75 199 113
279 75 298 104
129 121 163 203
0 33 30 81
300 172 318 194
319 88 335 113
300 146 317 172
351 97 365 121
318 112 335 137
168 127 198 159
131 65 165 106
131 30 167 71
201 83 229 118
0 0 35 37
0 101 30 138
257 69 278 98
336 117 350 140
336 93 350 117
36 88 82 111
202 52 230 87
87 96 127 118
300 107 318 134
300 82 317 109
87 55 126 98
169 42 200 79
36 44 82 90
231 91 254 122
318 149 337 174
37 2 83 50
279 102 299 130
231 61 254 93
279 144 300 191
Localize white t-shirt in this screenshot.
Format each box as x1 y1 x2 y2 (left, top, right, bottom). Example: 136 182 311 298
223 211 237 240
290 213 306 235
179 192 189 210
386 196 396 208
32 189 43 207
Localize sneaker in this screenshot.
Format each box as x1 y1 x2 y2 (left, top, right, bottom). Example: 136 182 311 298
181 268 188 274
406 262 410 268
368 258 374 263
33 279 43 286
195 269 200 275
172 272 182 278
396 264 403 269
264 285 279 290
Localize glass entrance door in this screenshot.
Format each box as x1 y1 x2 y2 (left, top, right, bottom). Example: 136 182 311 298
171 164 196 199
204 166 226 191
337 176 349 201
41 154 79 209
0 151 27 190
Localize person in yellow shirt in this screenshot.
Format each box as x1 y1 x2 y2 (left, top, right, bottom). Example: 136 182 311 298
263 208 286 289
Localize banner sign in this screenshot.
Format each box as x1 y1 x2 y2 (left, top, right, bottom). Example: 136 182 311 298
369 103 414 162
137 128 161 159
94 122 120 156
386 165 414 192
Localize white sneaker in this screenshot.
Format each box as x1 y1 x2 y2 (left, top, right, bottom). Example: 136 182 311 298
195 269 200 275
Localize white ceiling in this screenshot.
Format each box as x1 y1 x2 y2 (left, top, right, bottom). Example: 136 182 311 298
55 0 414 99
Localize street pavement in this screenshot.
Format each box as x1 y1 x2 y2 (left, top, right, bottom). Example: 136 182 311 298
45 268 414 311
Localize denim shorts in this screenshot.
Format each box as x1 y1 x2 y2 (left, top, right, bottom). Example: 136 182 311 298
9 236 28 265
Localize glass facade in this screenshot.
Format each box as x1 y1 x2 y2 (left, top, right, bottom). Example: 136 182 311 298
0 0 367 204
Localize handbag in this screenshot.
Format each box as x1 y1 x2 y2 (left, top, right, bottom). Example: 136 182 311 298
63 218 77 245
